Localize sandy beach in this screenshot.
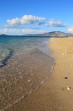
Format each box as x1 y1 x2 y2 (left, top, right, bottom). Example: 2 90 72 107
8 37 73 111
0 0 73 110
1 37 73 111
49 37 73 111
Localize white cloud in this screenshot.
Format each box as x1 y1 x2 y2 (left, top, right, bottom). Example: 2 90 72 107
13 29 18 32
0 28 19 35
22 29 33 33
22 28 49 34
49 19 55 26
45 19 66 27
7 18 20 26
36 29 49 34
0 28 8 34
7 15 46 27
67 27 73 33
3 28 8 33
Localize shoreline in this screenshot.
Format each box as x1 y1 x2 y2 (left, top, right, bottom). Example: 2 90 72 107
0 48 54 111
6 37 73 111
1 37 73 111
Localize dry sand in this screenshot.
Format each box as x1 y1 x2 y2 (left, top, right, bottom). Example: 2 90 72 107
49 37 73 111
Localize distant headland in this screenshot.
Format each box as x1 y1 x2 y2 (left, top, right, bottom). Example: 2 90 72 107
0 31 73 37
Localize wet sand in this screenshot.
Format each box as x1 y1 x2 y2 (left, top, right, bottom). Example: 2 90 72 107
0 48 54 111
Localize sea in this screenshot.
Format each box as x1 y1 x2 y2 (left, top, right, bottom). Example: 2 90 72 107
0 36 54 111
0 36 51 67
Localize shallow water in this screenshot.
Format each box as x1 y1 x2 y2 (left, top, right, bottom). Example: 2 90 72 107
0 36 54 111
0 36 50 65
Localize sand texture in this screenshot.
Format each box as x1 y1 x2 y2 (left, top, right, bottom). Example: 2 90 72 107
1 37 73 111
0 48 54 111
9 37 73 111
49 37 73 111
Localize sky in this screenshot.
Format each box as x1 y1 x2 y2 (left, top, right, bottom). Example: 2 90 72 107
0 0 73 35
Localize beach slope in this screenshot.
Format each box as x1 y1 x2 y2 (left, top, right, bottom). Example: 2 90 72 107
4 37 73 111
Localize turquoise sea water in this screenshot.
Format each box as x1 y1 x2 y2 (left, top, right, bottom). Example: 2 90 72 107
0 36 50 67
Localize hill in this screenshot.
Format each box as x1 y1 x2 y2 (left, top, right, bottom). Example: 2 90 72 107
0 31 73 37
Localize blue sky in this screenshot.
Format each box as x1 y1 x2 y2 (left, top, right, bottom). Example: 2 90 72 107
0 0 73 35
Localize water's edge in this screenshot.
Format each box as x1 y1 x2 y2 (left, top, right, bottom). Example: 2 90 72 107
0 37 55 111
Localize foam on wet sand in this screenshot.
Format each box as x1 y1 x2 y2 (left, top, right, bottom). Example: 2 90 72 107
0 48 54 111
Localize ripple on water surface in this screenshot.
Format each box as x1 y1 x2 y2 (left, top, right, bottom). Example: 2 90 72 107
0 36 54 111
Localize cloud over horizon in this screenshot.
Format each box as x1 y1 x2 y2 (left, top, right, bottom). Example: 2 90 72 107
46 19 67 27
22 28 49 34
7 15 46 27
0 28 8 34
67 27 73 33
0 15 68 35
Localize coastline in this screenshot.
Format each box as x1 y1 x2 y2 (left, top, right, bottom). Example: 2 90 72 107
1 37 73 111
0 47 54 111
7 37 73 111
